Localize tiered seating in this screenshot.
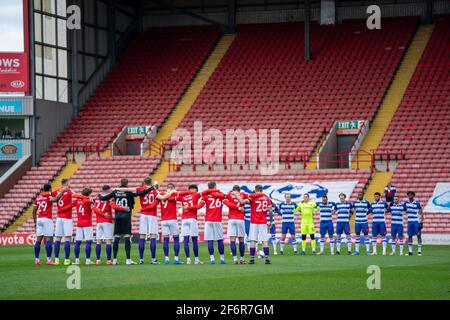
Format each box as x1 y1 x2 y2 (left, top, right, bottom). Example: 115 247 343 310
0 26 221 231
16 156 161 235
377 16 450 212
166 18 418 163
161 169 372 236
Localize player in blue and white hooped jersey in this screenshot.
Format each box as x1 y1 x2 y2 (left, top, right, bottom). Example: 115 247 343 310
335 193 354 255
316 195 336 255
266 201 278 254
352 193 371 255
388 196 406 255
244 203 251 252
370 192 389 256
404 191 424 256
277 194 298 255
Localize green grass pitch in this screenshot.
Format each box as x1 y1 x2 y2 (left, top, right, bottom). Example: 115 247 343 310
0 244 449 300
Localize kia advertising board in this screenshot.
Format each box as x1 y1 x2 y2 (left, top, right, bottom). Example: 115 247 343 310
0 0 29 94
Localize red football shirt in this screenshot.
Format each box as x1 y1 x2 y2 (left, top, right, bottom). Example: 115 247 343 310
158 192 177 221
225 192 247 220
75 198 93 228
249 193 271 224
137 187 159 216
92 196 115 223
52 189 74 219
175 192 201 220
203 192 225 222
35 193 52 219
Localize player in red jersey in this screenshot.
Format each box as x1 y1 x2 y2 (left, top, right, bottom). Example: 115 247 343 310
137 177 161 264
52 178 75 266
73 188 94 265
200 181 227 264
223 185 248 264
236 185 273 264
157 183 181 264
92 185 127 265
175 184 204 265
32 184 63 265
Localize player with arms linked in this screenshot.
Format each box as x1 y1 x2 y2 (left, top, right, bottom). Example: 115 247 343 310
98 178 154 265
236 185 273 264
32 184 63 265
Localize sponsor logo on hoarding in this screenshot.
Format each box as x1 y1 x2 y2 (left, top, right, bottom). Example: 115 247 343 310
0 234 35 246
1 144 19 155
0 101 22 113
10 80 25 88
0 142 23 158
0 53 29 93
0 58 21 70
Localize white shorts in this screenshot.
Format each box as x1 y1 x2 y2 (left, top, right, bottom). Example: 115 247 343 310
36 218 53 237
161 219 179 236
250 223 269 242
55 218 73 237
204 221 223 241
75 227 93 241
96 222 114 240
139 215 158 235
181 218 199 237
228 219 245 238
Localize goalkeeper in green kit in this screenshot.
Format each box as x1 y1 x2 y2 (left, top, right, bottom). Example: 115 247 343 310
294 193 320 255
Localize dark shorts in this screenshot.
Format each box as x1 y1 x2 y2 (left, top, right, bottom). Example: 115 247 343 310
114 216 132 236
355 222 369 235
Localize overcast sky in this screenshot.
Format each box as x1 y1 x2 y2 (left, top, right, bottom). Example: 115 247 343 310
0 0 25 52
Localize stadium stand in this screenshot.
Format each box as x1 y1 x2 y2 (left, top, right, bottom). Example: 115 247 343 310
165 18 419 164
377 18 449 204
0 26 221 231
376 16 450 233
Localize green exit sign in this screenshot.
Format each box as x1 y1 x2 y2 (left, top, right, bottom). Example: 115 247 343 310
127 126 147 135
337 120 360 130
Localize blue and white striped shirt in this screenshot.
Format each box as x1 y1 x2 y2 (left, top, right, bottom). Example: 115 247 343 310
317 201 335 222
404 200 421 223
353 200 370 224
389 202 406 225
370 200 388 223
244 204 251 221
335 202 353 223
277 201 297 223
266 202 278 223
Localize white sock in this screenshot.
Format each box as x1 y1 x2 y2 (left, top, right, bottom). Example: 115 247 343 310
194 257 199 262
347 239 352 252
280 242 285 252
293 241 298 252
174 256 179 260
336 239 341 252
220 255 224 260
320 239 325 252
210 255 215 261
165 256 169 260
